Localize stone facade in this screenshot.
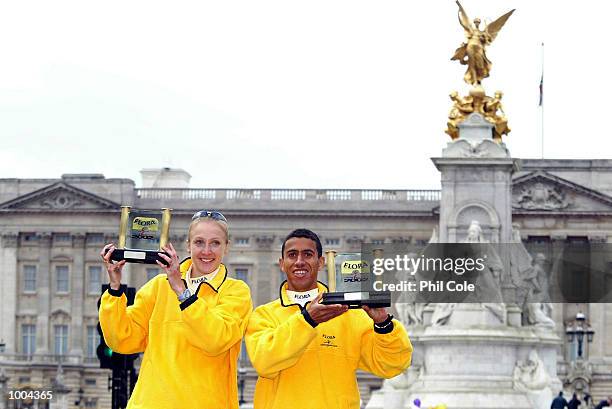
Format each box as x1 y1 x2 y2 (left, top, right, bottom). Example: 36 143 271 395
0 162 611 407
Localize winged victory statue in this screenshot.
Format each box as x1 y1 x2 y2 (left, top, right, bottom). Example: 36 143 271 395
451 1 515 86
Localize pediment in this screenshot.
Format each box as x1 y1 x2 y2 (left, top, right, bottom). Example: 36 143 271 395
0 182 120 212
512 171 612 213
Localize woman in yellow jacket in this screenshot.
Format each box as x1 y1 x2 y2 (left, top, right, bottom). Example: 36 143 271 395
100 210 252 409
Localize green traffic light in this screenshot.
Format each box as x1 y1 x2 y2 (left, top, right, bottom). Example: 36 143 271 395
104 347 113 357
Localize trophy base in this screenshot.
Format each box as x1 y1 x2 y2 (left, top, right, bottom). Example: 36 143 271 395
321 291 391 308
108 248 169 266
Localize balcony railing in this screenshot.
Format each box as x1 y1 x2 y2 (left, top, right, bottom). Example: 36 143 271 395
135 188 441 202
0 353 96 365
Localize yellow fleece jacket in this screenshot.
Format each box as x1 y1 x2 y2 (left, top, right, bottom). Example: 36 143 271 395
99 261 252 409
245 282 412 409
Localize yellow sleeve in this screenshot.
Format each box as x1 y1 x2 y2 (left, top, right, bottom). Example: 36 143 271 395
357 315 413 378
99 281 155 354
179 280 252 356
245 306 317 379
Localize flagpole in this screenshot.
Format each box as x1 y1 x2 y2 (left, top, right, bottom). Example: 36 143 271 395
540 42 544 159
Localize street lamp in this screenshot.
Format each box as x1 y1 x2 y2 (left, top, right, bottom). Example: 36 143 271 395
565 311 595 359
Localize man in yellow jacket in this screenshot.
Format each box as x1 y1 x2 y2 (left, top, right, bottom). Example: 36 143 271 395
246 228 413 409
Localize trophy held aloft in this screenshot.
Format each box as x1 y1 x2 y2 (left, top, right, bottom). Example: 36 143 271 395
107 206 172 265
321 250 391 308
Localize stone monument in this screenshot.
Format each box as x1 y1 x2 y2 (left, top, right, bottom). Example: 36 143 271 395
367 2 561 408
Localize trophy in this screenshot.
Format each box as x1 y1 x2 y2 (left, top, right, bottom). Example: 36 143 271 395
108 206 172 265
321 250 391 308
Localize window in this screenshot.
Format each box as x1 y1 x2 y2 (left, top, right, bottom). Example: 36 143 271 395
54 233 71 244
56 265 69 293
20 233 38 245
146 268 159 282
325 238 340 247
85 379 97 386
86 325 100 358
87 233 104 244
370 239 385 245
21 324 36 355
23 265 37 292
235 268 248 284
89 266 102 294
234 237 250 246
527 235 551 244
54 325 68 355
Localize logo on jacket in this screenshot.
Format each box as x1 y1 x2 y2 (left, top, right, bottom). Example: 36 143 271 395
320 334 338 348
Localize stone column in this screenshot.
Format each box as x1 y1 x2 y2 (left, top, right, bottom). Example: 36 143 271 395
36 233 52 355
70 233 85 356
0 233 18 354
255 235 275 305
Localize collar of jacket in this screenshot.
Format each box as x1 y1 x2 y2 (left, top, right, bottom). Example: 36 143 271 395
179 258 228 293
279 280 329 309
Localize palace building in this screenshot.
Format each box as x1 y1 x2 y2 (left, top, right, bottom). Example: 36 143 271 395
1 162 611 408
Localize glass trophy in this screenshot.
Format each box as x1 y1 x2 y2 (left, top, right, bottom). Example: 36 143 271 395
321 250 391 308
108 206 172 265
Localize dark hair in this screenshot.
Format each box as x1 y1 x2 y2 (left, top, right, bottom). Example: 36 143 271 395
281 228 323 258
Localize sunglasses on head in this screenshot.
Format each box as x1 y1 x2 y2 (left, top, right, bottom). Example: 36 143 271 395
192 210 227 222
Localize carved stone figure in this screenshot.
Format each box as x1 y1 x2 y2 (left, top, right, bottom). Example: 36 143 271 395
513 350 554 409
520 253 555 328
394 253 427 326
431 221 506 326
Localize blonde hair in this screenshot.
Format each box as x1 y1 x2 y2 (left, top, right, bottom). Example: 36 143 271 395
187 217 229 243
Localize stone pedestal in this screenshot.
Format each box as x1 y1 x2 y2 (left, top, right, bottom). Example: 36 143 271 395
366 114 561 409
434 114 518 244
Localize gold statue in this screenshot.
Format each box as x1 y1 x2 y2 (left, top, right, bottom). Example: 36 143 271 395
445 89 511 141
484 91 511 141
445 91 473 140
451 1 515 86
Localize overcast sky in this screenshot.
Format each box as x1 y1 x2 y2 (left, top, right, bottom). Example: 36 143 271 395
0 1 609 189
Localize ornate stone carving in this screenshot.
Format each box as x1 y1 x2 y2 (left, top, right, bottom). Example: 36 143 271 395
40 232 53 246
514 182 570 210
41 192 84 209
345 236 364 251
1 233 18 247
0 182 119 211
566 359 592 388
442 137 510 158
389 236 411 244
72 233 86 246
256 235 275 249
